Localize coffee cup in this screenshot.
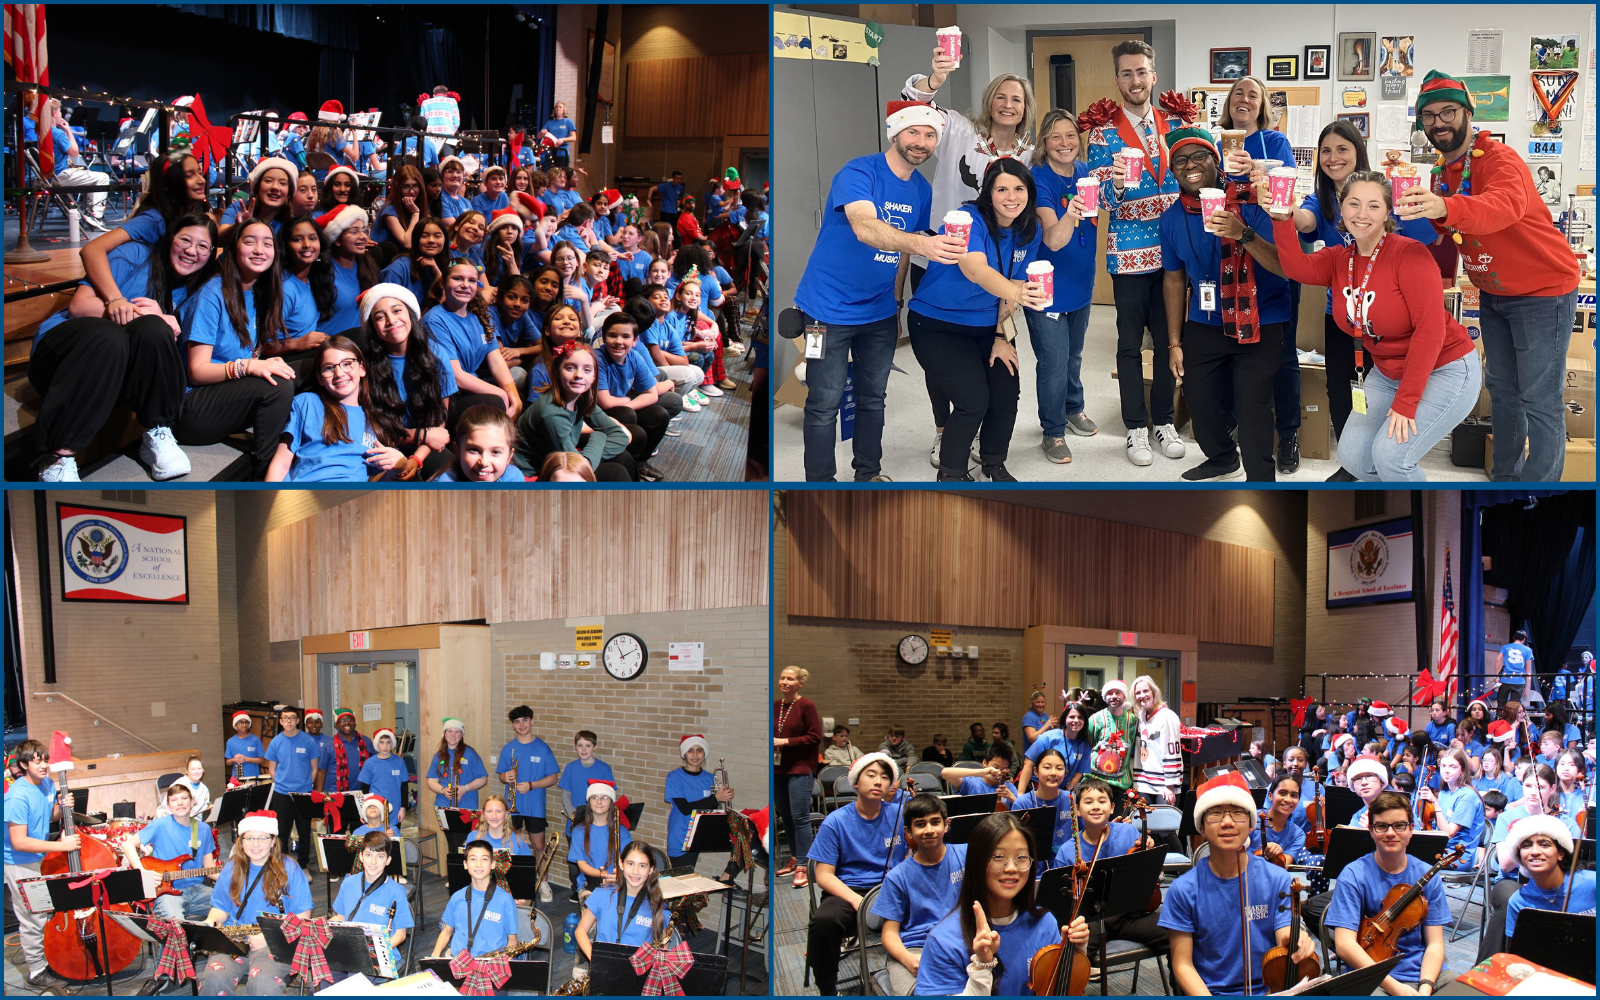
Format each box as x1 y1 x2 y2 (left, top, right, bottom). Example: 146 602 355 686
1199 187 1227 233
1267 167 1298 212
943 209 973 250
1026 261 1054 308
1121 148 1145 189
1075 176 1100 217
936 27 962 68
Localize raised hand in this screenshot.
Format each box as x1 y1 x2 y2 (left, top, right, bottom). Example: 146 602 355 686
972 901 1001 964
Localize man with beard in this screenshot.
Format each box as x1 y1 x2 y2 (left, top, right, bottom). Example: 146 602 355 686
1396 70 1581 482
792 101 965 481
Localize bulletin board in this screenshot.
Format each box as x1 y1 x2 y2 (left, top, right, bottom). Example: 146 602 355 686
1190 85 1321 145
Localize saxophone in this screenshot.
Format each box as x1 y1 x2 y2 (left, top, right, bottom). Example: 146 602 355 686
222 924 261 944
476 939 540 960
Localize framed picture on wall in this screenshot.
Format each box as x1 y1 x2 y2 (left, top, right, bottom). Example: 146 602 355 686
1305 44 1331 80
1337 112 1371 139
1339 32 1377 81
1267 55 1299 81
1210 47 1251 83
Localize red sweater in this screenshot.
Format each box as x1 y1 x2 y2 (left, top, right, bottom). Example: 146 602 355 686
1273 221 1474 419
775 696 822 775
1431 136 1580 297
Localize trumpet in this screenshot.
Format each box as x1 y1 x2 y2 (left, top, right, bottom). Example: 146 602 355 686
712 758 732 811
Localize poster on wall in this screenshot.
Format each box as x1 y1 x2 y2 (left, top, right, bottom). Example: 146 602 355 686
1466 29 1503 74
1189 88 1228 129
1326 517 1414 608
1462 76 1512 122
1585 10 1596 171
1379 36 1415 77
773 10 813 59
1531 162 1563 216
807 16 873 64
58 504 188 604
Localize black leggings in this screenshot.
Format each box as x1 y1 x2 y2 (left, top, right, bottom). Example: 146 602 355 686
175 374 295 477
908 311 1020 472
268 791 313 870
604 395 677 462
28 314 187 464
1181 320 1283 481
1323 311 1360 438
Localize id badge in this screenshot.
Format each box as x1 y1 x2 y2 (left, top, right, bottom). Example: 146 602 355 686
804 322 826 360
1198 281 1218 313
1350 380 1368 415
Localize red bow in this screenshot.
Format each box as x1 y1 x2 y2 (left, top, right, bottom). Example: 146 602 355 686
1157 89 1201 124
510 130 525 163
1076 98 1120 134
310 791 346 832
462 809 481 830
67 868 110 909
551 340 581 360
450 948 512 995
281 915 335 986
148 917 196 983
631 939 693 996
1291 697 1314 729
617 794 632 830
1412 670 1450 704
177 95 233 174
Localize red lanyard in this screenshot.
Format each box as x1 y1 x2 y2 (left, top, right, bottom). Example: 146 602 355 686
1345 236 1386 340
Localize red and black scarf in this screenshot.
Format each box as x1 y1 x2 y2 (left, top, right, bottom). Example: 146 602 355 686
1178 179 1261 343
333 735 369 792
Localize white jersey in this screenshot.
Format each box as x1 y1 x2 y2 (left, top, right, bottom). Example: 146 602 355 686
1131 707 1183 798
901 75 1035 225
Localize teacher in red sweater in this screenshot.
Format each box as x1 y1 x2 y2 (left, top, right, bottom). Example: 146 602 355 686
1396 70 1581 482
774 665 823 888
1270 172 1480 481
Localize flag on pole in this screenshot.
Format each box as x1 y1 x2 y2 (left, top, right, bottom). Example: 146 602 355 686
1437 546 1459 702
4 4 52 175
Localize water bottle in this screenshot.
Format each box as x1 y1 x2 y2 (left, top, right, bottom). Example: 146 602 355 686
68 208 81 244
562 911 579 954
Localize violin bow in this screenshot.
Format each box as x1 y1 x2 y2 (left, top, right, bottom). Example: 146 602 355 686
878 771 912 883
1240 831 1253 996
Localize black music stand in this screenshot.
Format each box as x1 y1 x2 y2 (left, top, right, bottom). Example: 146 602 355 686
680 813 739 955
258 913 402 982
32 866 148 998
290 792 360 836
589 940 729 996
1291 954 1403 995
211 780 273 836
1322 786 1363 829
944 806 1057 861
436 807 477 851
421 953 549 993
1042 846 1168 995
444 853 541 896
1320 827 1449 880
1509 910 1595 983
318 836 403 910
939 792 1000 815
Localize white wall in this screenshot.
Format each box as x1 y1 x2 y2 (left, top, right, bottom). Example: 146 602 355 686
953 4 1593 200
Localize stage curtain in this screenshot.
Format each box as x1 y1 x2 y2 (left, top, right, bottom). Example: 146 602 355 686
1479 491 1595 693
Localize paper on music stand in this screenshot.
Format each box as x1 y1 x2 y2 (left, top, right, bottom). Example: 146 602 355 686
233 112 264 145
316 973 379 995
349 112 382 143
104 909 162 944
373 970 463 994
15 877 54 914
658 873 730 899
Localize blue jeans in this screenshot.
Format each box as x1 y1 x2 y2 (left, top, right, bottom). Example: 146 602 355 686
800 311 899 481
1339 352 1481 481
1025 304 1091 437
777 772 814 861
1478 288 1579 481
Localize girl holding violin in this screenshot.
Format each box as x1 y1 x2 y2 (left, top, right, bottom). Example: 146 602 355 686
1251 774 1324 869
199 810 314 996
1415 748 1484 871
1052 778 1168 956
913 811 1090 996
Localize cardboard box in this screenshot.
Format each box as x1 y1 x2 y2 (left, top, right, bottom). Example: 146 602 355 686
1566 358 1595 439
1482 585 1508 607
1483 433 1528 477
773 354 810 408
1562 438 1595 482
1298 362 1331 460
1484 604 1511 646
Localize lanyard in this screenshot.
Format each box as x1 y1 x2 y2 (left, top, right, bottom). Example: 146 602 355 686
1346 236 1386 341
235 863 272 922
351 874 389 920
464 882 498 952
612 885 652 943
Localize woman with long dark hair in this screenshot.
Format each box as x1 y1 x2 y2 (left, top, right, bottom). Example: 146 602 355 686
378 216 450 305
220 156 298 237
271 215 335 365
908 158 1051 482
360 284 455 481
375 164 426 249
1016 702 1093 793
317 204 380 334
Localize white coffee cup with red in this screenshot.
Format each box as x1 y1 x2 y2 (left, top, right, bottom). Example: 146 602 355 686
1075 176 1100 217
1026 261 1055 308
943 209 974 250
936 27 962 68
1199 188 1227 233
1121 148 1145 189
1267 167 1298 212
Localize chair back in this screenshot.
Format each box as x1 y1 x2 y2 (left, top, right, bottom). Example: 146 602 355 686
155 772 184 794
1146 805 1183 833
907 773 941 793
834 774 856 798
817 764 850 788
858 884 885 935
909 762 945 777
533 910 554 953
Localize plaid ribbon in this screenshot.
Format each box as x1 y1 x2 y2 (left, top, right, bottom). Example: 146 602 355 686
726 810 755 872
344 834 365 874
669 894 707 938
148 917 196 983
630 939 693 996
491 848 513 894
281 914 335 986
450 948 513 995
310 791 347 833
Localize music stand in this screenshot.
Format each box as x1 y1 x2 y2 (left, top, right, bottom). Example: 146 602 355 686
939 792 1000 815
26 866 149 997
421 953 549 994
589 940 729 996
1039 846 1167 996
444 853 540 895
944 807 1057 860
680 813 740 954
317 836 403 911
435 807 477 851
292 792 360 836
257 913 401 981
1323 786 1363 829
1290 955 1403 995
1509 911 1595 983
210 780 273 834
1236 758 1270 788
1320 827 1449 880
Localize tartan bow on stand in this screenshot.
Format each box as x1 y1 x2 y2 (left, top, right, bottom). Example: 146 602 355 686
630 938 694 996
281 914 335 987
148 917 196 983
450 948 513 996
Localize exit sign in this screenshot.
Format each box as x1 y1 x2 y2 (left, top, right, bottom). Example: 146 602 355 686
349 631 370 650
1118 632 1137 646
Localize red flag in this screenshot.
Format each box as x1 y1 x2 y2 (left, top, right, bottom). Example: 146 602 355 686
5 4 52 174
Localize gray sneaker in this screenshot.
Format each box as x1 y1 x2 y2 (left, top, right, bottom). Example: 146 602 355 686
1041 435 1073 464
1065 412 1098 437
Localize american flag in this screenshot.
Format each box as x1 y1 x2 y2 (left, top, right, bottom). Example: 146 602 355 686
1437 546 1459 701
4 4 51 174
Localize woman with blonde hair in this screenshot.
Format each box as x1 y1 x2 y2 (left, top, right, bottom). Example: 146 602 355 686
774 666 823 888
1130 676 1183 805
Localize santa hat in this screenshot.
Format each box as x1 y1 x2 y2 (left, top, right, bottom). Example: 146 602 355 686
679 735 709 759
483 164 507 181
247 157 299 187
287 111 308 123
238 810 279 838
743 807 769 855
1346 755 1390 787
1386 717 1409 739
371 728 396 747
1192 770 1255 825
441 717 465 734
486 207 524 236
1368 701 1393 719
1498 814 1574 878
318 99 344 121
1162 125 1218 160
316 204 366 245
1583 651 1595 667
1467 698 1489 717
1331 732 1356 756
361 794 391 822
304 710 324 722
1417 70 1474 113
173 95 195 108
232 711 254 727
334 707 357 723
48 732 74 774
1487 720 1516 744
600 188 623 212
438 155 466 175
1102 679 1129 697
358 283 421 325
586 779 618 802
323 165 360 191
848 751 898 788
886 100 945 142
512 191 547 221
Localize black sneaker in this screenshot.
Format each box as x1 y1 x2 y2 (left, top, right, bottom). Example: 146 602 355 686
936 469 976 482
1326 467 1358 482
1276 434 1300 474
983 464 1018 482
638 463 665 482
1181 454 1244 481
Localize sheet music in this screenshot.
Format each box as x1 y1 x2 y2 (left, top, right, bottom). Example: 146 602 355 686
104 909 161 944
15 877 54 914
657 873 730 899
1465 29 1503 74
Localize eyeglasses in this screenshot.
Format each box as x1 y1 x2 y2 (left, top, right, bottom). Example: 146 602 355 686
241 835 276 844
1171 152 1213 170
173 237 212 256
1369 821 1413 834
319 359 361 377
987 853 1034 870
1419 107 1462 127
1205 808 1252 824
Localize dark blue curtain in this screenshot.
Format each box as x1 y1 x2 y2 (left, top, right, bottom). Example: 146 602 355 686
1461 498 1486 700
159 5 359 49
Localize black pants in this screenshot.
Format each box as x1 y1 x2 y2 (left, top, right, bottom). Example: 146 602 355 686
1182 320 1283 481
660 210 681 229
1302 888 1332 936
1477 879 1519 963
808 893 864 995
1112 271 1173 428
1089 909 1169 953
268 791 313 870
908 311 1019 473
1323 311 1359 437
604 390 678 462
175 374 295 477
28 314 186 464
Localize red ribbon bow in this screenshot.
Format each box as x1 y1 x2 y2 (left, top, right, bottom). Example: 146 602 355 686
1291 697 1315 729
1412 669 1450 704
310 791 346 832
281 914 335 986
450 948 513 995
66 868 110 908
148 917 196 983
630 939 693 996
617 794 632 830
550 340 581 360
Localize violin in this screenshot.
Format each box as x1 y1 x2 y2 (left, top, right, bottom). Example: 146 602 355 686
1303 766 1328 854
1028 803 1094 996
1116 793 1163 912
1261 878 1321 992
1255 812 1288 869
1416 765 1438 831
1354 846 1465 962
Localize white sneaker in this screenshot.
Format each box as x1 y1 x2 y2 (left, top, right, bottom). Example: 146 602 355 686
1153 423 1186 459
539 881 553 903
39 455 80 482
140 426 191 481
688 389 711 406
929 430 943 469
680 395 702 412
1126 427 1153 466
698 384 725 397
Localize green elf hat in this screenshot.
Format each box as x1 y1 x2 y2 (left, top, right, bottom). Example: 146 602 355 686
334 707 356 722
1417 70 1474 112
1163 125 1218 159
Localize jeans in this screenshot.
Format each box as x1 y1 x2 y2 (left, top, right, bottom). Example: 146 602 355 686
1182 320 1283 481
151 882 213 921
908 311 1020 472
1340 351 1481 482
1275 282 1303 435
800 311 899 481
776 772 814 862
1111 271 1173 427
1478 288 1579 481
1025 304 1092 437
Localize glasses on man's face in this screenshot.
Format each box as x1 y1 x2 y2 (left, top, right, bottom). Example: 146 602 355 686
988 853 1034 870
1171 152 1212 170
1370 821 1413 834
319 359 360 378
1419 107 1462 127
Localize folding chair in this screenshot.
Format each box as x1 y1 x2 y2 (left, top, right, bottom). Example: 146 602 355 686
854 884 893 996
905 772 941 793
832 774 860 814
818 765 850 812
908 762 945 779
1440 824 1495 943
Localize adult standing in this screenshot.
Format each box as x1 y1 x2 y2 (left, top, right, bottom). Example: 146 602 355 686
774 665 823 889
1081 40 1192 468
316 707 374 794
539 101 577 169
1087 680 1138 810
653 171 686 229
791 102 963 481
1397 70 1581 481
1021 690 1051 753
1495 630 1536 709
1130 676 1183 805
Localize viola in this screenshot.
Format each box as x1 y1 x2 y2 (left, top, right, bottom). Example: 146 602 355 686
1028 803 1094 996
1354 845 1465 962
1303 766 1328 854
1115 793 1164 912
1261 878 1321 992
1417 765 1438 831
1255 812 1288 869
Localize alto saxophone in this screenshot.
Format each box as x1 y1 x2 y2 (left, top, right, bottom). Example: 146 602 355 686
222 924 261 944
476 939 539 960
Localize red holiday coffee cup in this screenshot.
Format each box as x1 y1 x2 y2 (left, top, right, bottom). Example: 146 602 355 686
943 209 973 250
1075 176 1100 216
1199 187 1227 233
1121 148 1145 189
1390 173 1422 204
1267 167 1298 212
1026 261 1055 308
936 27 962 68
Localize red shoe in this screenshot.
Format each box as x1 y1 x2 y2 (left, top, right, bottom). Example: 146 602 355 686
776 857 798 877
792 867 809 889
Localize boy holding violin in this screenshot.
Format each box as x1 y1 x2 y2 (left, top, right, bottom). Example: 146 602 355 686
4 740 78 987
1326 791 1454 996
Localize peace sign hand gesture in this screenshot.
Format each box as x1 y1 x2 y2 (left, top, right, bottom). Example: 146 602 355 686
971 901 1001 965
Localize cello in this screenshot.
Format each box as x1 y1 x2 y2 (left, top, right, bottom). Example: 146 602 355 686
1027 803 1095 996
1354 846 1465 962
1303 766 1328 854
39 732 143 981
1261 878 1320 992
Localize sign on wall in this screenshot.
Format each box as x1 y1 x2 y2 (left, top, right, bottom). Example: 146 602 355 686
1326 517 1414 608
58 504 188 604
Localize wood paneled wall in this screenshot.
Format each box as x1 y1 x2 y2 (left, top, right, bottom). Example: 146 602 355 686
787 492 1274 646
623 54 768 137
267 491 766 642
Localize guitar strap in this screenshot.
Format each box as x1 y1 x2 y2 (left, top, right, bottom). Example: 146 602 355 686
191 816 201 856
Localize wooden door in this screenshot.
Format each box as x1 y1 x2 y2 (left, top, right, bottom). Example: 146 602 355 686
1030 33 1144 307
338 663 399 741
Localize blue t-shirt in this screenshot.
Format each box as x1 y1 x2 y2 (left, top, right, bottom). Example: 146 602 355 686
915 906 1060 997
1012 789 1075 854
440 884 520 956
372 204 399 244
489 307 539 349
567 823 632 890
1160 200 1291 326
471 191 509 218
643 310 691 357
543 118 575 142
1020 710 1050 753
435 463 525 483
958 775 1018 800
358 754 408 811
227 734 266 779
1474 773 1521 803
664 767 717 857
585 885 662 947
424 305 498 377
1024 730 1093 783
1030 160 1100 314
317 733 376 792
1326 854 1450 983
911 211 1043 327
871 843 968 949
1224 129 1296 180
50 125 84 170
1437 786 1486 868
614 250 652 285
1498 642 1533 682
280 272 323 339
427 747 489 809
558 759 616 828
182 275 258 365
810 801 909 889
264 730 322 793
219 202 284 236
387 341 461 427
479 829 533 857
211 859 314 924
3 777 57 865
36 242 174 348
326 257 365 334
1424 719 1457 748
139 814 216 889
333 873 412 970
1159 854 1293 995
351 820 400 839
379 256 433 305
1249 813 1322 868
553 224 591 250
496 737 559 818
440 191 473 222
282 393 377 482
655 181 684 213
1299 192 1439 313
1053 822 1142 868
596 346 659 398
121 210 168 247
794 153 932 326
1505 870 1596 939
